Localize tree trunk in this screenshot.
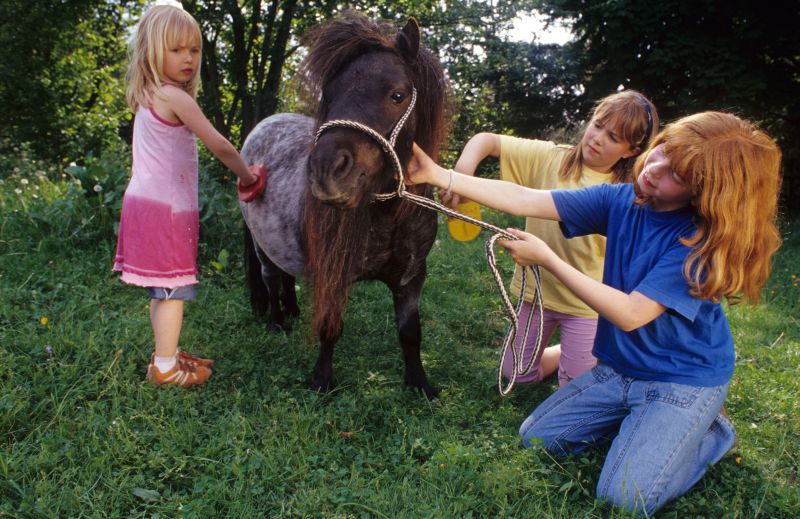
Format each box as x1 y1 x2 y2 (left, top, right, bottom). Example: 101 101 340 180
258 0 298 126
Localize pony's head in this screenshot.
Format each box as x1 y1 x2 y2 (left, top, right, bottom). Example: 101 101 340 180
299 12 448 208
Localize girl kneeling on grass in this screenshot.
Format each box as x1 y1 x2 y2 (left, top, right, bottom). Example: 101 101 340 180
114 5 265 388
407 112 781 515
446 90 658 388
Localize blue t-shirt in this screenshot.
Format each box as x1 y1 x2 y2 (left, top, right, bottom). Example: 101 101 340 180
552 184 734 386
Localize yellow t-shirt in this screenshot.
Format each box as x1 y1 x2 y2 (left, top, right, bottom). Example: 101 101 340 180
500 136 610 318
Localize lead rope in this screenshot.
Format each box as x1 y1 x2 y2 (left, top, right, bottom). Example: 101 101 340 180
315 89 544 395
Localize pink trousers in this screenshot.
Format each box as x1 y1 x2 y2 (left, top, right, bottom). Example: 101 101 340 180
502 302 598 387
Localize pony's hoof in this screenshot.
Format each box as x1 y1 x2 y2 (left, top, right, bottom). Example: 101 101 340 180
310 377 335 393
267 321 290 334
285 304 301 318
420 384 440 400
407 382 439 400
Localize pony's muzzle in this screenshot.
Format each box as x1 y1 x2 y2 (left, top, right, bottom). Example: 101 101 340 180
309 180 351 205
309 135 381 207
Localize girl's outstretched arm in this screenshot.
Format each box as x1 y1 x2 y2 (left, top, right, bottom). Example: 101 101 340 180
500 228 666 331
408 143 559 220
163 88 258 186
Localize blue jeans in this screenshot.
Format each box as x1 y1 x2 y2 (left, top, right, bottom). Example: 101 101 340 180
519 363 735 516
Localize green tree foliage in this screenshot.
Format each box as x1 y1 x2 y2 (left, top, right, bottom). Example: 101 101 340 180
536 0 800 208
183 0 303 144
469 40 584 138
183 0 556 151
0 0 134 163
412 1 581 150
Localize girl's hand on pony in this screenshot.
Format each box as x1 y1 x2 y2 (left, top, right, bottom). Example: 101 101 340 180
406 143 438 186
238 164 267 202
497 228 556 268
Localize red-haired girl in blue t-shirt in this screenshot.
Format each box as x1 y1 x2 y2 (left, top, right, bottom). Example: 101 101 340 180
407 111 781 515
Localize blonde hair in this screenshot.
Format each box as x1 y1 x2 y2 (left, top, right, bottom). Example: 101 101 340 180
126 5 202 112
635 112 782 303
559 89 659 183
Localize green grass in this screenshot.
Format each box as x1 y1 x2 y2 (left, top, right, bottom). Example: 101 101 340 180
1 167 799 518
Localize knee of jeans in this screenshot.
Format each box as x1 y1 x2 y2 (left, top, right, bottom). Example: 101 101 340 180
519 421 568 455
519 415 547 449
596 475 657 516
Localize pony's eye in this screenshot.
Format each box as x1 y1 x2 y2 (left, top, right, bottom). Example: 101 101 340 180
390 91 406 104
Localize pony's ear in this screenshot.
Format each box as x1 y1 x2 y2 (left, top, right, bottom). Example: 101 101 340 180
396 17 420 65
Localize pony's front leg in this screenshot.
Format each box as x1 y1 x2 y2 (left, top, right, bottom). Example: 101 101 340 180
392 272 439 399
310 326 340 392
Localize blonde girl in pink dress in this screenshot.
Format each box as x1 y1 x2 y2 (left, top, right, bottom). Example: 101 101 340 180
114 4 265 387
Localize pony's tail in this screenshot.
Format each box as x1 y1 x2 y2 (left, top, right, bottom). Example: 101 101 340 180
244 226 270 316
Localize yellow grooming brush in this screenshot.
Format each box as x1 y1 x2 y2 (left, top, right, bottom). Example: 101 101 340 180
447 200 482 242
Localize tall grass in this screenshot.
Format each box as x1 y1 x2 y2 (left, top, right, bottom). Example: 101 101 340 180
1 155 798 518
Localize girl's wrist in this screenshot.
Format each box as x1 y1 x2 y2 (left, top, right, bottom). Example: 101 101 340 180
440 168 454 197
436 165 451 189
542 248 563 272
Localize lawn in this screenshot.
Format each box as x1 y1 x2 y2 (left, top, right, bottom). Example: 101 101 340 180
1 163 798 518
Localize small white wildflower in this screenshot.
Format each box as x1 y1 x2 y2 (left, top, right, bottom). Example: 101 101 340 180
14 188 22 194
0 179 4 185
20 178 29 185
69 161 76 167
13 167 20 173
93 184 103 192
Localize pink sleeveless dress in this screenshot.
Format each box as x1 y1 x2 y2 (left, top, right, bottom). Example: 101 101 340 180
113 105 199 288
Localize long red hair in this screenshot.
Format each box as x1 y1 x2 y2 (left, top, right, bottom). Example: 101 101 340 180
635 112 782 303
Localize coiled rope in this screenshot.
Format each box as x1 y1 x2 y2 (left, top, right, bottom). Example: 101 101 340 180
315 88 545 395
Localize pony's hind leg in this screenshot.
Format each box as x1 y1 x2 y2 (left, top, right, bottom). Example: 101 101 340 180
280 272 300 318
391 272 439 398
245 227 270 317
256 249 292 333
246 228 291 333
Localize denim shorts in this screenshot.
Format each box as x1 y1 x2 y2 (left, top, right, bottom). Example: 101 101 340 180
147 285 197 301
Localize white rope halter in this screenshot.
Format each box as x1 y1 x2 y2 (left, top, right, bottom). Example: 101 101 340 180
314 88 545 395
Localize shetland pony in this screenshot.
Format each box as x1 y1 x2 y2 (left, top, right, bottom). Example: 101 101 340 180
241 13 449 397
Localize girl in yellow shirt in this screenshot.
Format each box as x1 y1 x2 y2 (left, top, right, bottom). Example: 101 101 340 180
445 90 658 386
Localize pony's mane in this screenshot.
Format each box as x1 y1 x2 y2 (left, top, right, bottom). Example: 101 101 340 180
297 11 449 160
299 12 451 339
